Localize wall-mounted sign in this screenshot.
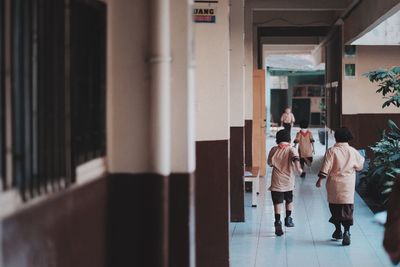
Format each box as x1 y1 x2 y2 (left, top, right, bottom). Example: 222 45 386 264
193 8 216 23
193 1 218 23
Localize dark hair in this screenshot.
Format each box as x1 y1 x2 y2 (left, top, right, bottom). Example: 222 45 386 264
276 129 291 143
334 127 353 142
300 120 309 129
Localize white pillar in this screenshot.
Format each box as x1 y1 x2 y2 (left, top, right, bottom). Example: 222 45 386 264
149 0 171 176
170 0 196 174
230 0 245 127
195 0 230 141
107 0 152 173
244 4 253 120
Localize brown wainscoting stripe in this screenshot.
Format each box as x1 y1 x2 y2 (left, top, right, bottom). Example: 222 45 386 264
2 177 107 267
342 114 400 157
169 172 195 267
230 127 245 222
196 140 229 267
107 173 168 267
245 120 253 166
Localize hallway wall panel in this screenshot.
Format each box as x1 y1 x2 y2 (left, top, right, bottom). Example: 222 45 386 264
245 119 253 166
194 0 230 265
230 127 245 222
196 140 229 267
2 178 107 267
342 114 400 156
342 46 400 115
229 0 245 222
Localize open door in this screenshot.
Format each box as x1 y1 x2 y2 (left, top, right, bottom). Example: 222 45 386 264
252 70 266 176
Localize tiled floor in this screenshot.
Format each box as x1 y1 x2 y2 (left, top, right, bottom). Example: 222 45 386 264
230 128 393 267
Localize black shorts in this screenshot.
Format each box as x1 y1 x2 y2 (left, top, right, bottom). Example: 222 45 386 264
329 204 354 226
300 157 313 167
271 191 293 204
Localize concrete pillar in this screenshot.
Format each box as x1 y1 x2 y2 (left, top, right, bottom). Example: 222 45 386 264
194 0 230 265
229 0 245 222
107 0 170 266
244 4 253 166
169 0 196 266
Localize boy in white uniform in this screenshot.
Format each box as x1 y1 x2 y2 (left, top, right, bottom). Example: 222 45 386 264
316 127 365 246
268 130 303 236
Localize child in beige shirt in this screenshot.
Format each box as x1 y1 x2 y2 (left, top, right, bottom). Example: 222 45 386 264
268 129 303 236
316 127 365 246
294 120 315 178
280 107 295 135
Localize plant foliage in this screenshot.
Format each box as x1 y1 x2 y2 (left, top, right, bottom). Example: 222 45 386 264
363 66 400 108
362 120 400 203
362 66 400 203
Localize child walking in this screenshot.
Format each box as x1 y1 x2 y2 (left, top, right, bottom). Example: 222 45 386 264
316 127 365 246
294 120 315 178
280 107 295 135
268 130 303 236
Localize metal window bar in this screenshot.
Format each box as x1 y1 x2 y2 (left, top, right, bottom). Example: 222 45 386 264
9 0 106 201
0 0 5 191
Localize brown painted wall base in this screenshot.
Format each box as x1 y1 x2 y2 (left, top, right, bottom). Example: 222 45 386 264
245 120 253 166
196 140 229 267
169 173 195 267
2 172 195 267
230 127 245 222
342 113 400 156
2 177 107 267
107 173 168 267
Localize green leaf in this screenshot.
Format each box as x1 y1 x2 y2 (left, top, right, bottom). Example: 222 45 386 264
382 188 392 194
392 66 400 74
389 153 400 161
392 168 400 174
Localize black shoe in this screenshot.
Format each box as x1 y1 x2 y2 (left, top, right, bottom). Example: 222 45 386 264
275 221 284 236
342 231 351 246
300 172 306 178
332 229 343 240
285 216 295 227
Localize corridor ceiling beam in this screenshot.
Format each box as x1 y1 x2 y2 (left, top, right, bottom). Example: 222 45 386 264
246 0 352 11
260 36 321 45
258 26 330 37
253 10 338 27
343 0 400 44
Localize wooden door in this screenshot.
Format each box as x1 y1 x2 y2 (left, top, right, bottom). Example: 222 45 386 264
252 70 266 176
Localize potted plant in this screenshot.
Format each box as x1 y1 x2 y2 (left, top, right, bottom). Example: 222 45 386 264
361 120 400 207
361 66 400 207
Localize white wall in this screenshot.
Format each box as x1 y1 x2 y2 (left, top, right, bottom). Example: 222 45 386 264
195 0 230 141
107 0 195 174
107 0 151 173
171 0 196 172
244 5 253 120
230 0 245 127
342 45 400 114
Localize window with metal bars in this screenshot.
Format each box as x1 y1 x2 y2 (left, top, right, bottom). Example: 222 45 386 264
8 0 106 201
0 0 5 191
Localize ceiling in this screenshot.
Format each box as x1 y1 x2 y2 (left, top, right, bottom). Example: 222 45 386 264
248 0 358 68
248 0 358 44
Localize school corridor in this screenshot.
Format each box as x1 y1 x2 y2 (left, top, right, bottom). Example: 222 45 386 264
0 0 400 266
230 129 393 267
